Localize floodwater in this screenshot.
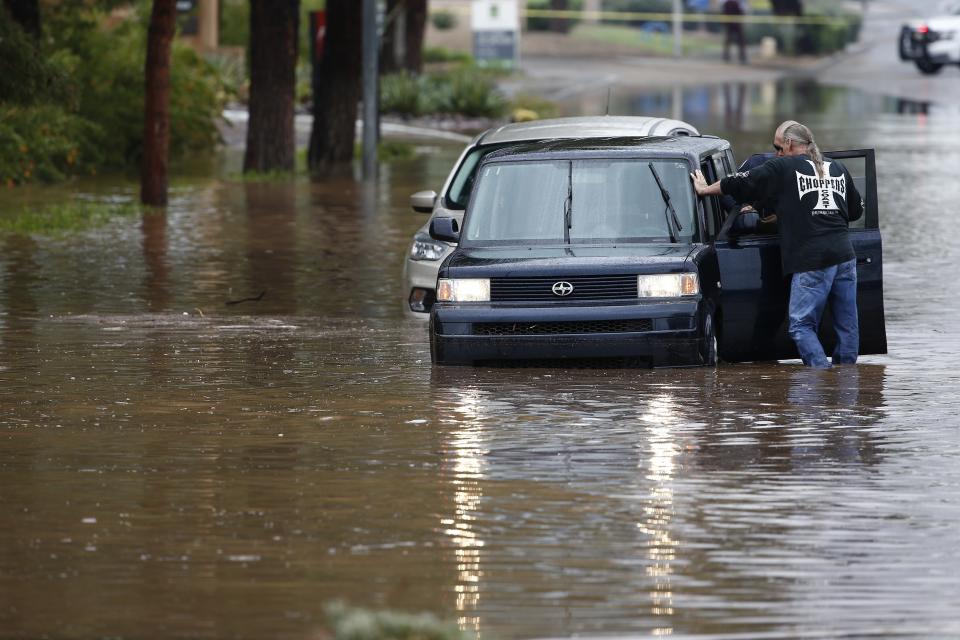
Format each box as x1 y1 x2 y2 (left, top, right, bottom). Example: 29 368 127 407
2 80 960 639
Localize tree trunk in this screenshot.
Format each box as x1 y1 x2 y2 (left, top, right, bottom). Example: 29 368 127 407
2 0 40 39
403 0 427 74
244 0 299 174
140 0 176 207
308 0 363 174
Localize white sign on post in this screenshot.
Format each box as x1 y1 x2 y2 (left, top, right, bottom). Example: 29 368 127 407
472 0 520 67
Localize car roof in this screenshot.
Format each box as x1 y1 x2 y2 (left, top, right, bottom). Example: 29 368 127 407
480 135 728 163
476 116 700 146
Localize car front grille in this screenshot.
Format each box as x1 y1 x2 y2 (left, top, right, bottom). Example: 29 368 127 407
490 275 637 301
473 319 654 336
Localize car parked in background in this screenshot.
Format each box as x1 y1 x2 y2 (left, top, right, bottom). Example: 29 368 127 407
899 1 960 74
428 136 887 367
402 116 700 319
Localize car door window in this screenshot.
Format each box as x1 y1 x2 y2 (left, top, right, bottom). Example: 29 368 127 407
701 158 724 239
824 152 872 231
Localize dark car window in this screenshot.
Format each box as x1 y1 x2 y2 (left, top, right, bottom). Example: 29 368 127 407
445 143 514 210
464 158 697 244
835 155 867 230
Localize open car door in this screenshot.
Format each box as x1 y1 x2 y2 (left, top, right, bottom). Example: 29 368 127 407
714 149 887 363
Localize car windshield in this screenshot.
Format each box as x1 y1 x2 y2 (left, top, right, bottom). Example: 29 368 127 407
462 158 697 244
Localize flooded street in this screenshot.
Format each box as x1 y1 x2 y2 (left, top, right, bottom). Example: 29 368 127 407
3 79 960 639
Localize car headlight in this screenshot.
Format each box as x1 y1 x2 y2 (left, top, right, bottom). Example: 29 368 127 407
637 273 699 298
437 278 490 302
409 234 447 261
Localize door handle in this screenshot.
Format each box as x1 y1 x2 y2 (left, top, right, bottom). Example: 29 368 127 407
857 256 872 265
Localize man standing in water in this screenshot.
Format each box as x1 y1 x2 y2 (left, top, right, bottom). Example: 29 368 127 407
722 0 748 64
691 121 865 368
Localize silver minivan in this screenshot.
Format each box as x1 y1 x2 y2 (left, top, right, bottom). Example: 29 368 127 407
401 115 700 318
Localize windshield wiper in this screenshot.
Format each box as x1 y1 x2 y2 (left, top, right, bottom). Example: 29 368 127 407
648 162 682 243
563 161 573 243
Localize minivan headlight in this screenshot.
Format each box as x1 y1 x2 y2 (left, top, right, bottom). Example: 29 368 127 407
637 273 699 298
437 278 490 302
409 234 447 261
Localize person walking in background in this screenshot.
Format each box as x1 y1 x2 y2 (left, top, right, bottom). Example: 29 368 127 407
691 121 865 368
722 0 748 64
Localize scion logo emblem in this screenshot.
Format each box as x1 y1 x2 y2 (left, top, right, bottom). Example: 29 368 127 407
552 281 574 297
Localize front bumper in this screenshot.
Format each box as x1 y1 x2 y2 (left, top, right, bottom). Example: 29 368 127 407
402 247 454 319
430 300 706 367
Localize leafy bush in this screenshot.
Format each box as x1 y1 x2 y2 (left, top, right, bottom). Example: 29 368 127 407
380 68 507 118
380 71 428 116
1 7 227 185
0 104 102 186
0 13 72 106
746 7 861 55
50 15 224 167
443 68 507 117
526 0 584 32
430 9 457 30
599 0 669 28
423 47 473 65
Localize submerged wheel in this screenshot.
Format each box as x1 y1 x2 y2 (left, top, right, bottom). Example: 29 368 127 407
916 58 944 74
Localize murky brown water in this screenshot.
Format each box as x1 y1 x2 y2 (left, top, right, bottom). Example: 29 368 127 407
3 82 960 639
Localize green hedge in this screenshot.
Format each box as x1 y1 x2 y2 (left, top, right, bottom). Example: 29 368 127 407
380 68 506 118
0 105 102 185
0 7 226 185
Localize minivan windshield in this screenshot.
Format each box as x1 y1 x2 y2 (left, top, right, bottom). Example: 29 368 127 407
463 158 697 244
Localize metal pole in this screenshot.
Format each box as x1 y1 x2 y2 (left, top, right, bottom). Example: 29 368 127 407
672 0 682 58
362 0 378 180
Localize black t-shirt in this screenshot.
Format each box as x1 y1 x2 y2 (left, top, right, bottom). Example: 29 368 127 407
720 154 864 275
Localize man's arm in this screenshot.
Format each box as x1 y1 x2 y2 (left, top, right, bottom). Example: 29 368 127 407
692 157 779 201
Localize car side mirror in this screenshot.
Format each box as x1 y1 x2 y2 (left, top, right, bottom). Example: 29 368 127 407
429 217 460 243
410 190 437 213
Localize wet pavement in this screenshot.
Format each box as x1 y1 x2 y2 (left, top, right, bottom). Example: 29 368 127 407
3 78 960 639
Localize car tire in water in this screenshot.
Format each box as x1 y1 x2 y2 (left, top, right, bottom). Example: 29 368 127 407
915 58 944 74
898 27 911 61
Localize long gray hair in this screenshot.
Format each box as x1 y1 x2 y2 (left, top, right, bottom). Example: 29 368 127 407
778 120 825 177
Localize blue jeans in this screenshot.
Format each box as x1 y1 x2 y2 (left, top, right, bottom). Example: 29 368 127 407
788 258 859 368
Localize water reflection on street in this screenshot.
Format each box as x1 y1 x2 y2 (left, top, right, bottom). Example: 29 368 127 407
3 79 960 639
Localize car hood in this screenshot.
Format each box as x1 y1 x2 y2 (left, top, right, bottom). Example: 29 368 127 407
442 244 700 278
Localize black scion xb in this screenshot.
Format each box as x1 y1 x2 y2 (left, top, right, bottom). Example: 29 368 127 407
428 136 887 367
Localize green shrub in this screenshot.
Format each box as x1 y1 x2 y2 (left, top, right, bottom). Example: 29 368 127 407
746 9 861 55
423 47 473 65
56 17 225 167
526 0 584 32
442 68 507 117
0 12 73 106
380 71 427 117
380 68 507 119
430 9 457 30
0 105 102 185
